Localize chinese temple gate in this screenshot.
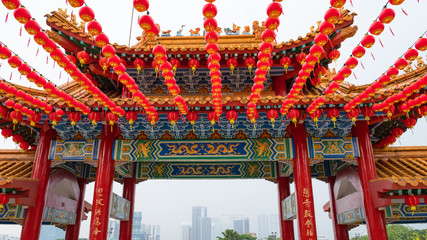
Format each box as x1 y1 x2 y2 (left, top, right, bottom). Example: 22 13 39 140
0 0 427 240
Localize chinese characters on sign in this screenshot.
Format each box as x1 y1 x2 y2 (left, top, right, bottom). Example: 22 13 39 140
92 188 104 237
302 187 315 239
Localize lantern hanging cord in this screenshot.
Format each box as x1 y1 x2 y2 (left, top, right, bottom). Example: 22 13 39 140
372 28 427 82
128 4 135 47
0 40 60 88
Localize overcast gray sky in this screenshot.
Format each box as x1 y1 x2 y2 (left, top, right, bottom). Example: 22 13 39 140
0 0 427 239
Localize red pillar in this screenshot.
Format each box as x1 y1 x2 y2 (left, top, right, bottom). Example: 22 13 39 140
89 124 120 240
289 123 317 240
119 176 136 240
276 162 295 240
21 122 55 240
328 176 349 240
65 178 87 240
272 75 288 96
353 121 388 240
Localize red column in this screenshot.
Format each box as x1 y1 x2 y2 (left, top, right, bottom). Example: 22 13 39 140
21 122 55 240
276 162 295 240
289 123 317 240
89 124 120 240
328 176 349 240
65 178 87 240
119 176 136 240
272 75 288 96
353 121 388 240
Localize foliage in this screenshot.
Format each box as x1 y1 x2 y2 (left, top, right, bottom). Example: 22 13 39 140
266 235 280 240
240 233 256 240
217 229 241 240
350 225 427 240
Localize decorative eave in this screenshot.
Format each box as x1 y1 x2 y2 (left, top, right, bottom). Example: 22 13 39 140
45 8 356 55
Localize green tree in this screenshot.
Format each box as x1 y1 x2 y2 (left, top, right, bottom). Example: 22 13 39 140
266 235 280 240
350 225 427 240
240 233 256 240
217 229 241 240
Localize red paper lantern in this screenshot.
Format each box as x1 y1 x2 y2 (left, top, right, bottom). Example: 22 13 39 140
244 57 256 74
18 63 31 75
133 0 149 12
114 64 126 76
266 109 279 126
226 58 238 74
389 0 404 5
138 15 155 31
379 8 395 24
288 109 300 126
42 39 56 53
87 20 102 36
102 45 116 59
1 128 12 138
24 20 40 35
108 55 121 68
261 29 276 43
0 46 12 60
19 141 29 150
203 18 218 32
395 58 408 70
226 110 238 126
106 112 118 131
187 111 198 126
319 21 334 35
12 134 23 143
361 35 375 48
385 67 399 78
94 33 109 47
340 66 352 78
296 53 307 65
404 49 419 61
405 195 420 212
328 49 340 61
133 58 145 74
125 111 138 129
79 6 95 22
68 112 81 127
314 33 328 47
265 17 280 31
2 0 20 10
8 55 22 68
88 112 101 127
330 0 346 8
324 8 341 24
392 128 403 138
404 117 417 129
310 45 324 59
76 51 89 65
415 38 427 51
361 107 374 121
208 111 219 126
315 66 326 77
205 31 218 44
188 59 200 75
10 110 23 126
369 21 384 36
153 45 166 59
13 7 31 24
345 57 358 69
352 46 366 58
206 43 219 55
203 3 217 19
346 108 360 122
327 108 340 127
267 2 283 19
68 0 84 7
280 56 291 73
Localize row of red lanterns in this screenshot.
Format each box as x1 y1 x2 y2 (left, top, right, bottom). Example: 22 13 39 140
203 0 222 119
318 0 413 114
247 1 283 124
68 0 161 127
283 4 344 117
1 2 126 118
1 127 30 150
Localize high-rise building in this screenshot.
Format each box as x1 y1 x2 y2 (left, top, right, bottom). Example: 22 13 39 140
210 217 221 240
258 214 270 239
182 223 192 240
133 212 144 240
191 206 207 240
39 225 65 240
220 213 243 233
269 214 280 235
201 217 211 240
233 218 250 234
